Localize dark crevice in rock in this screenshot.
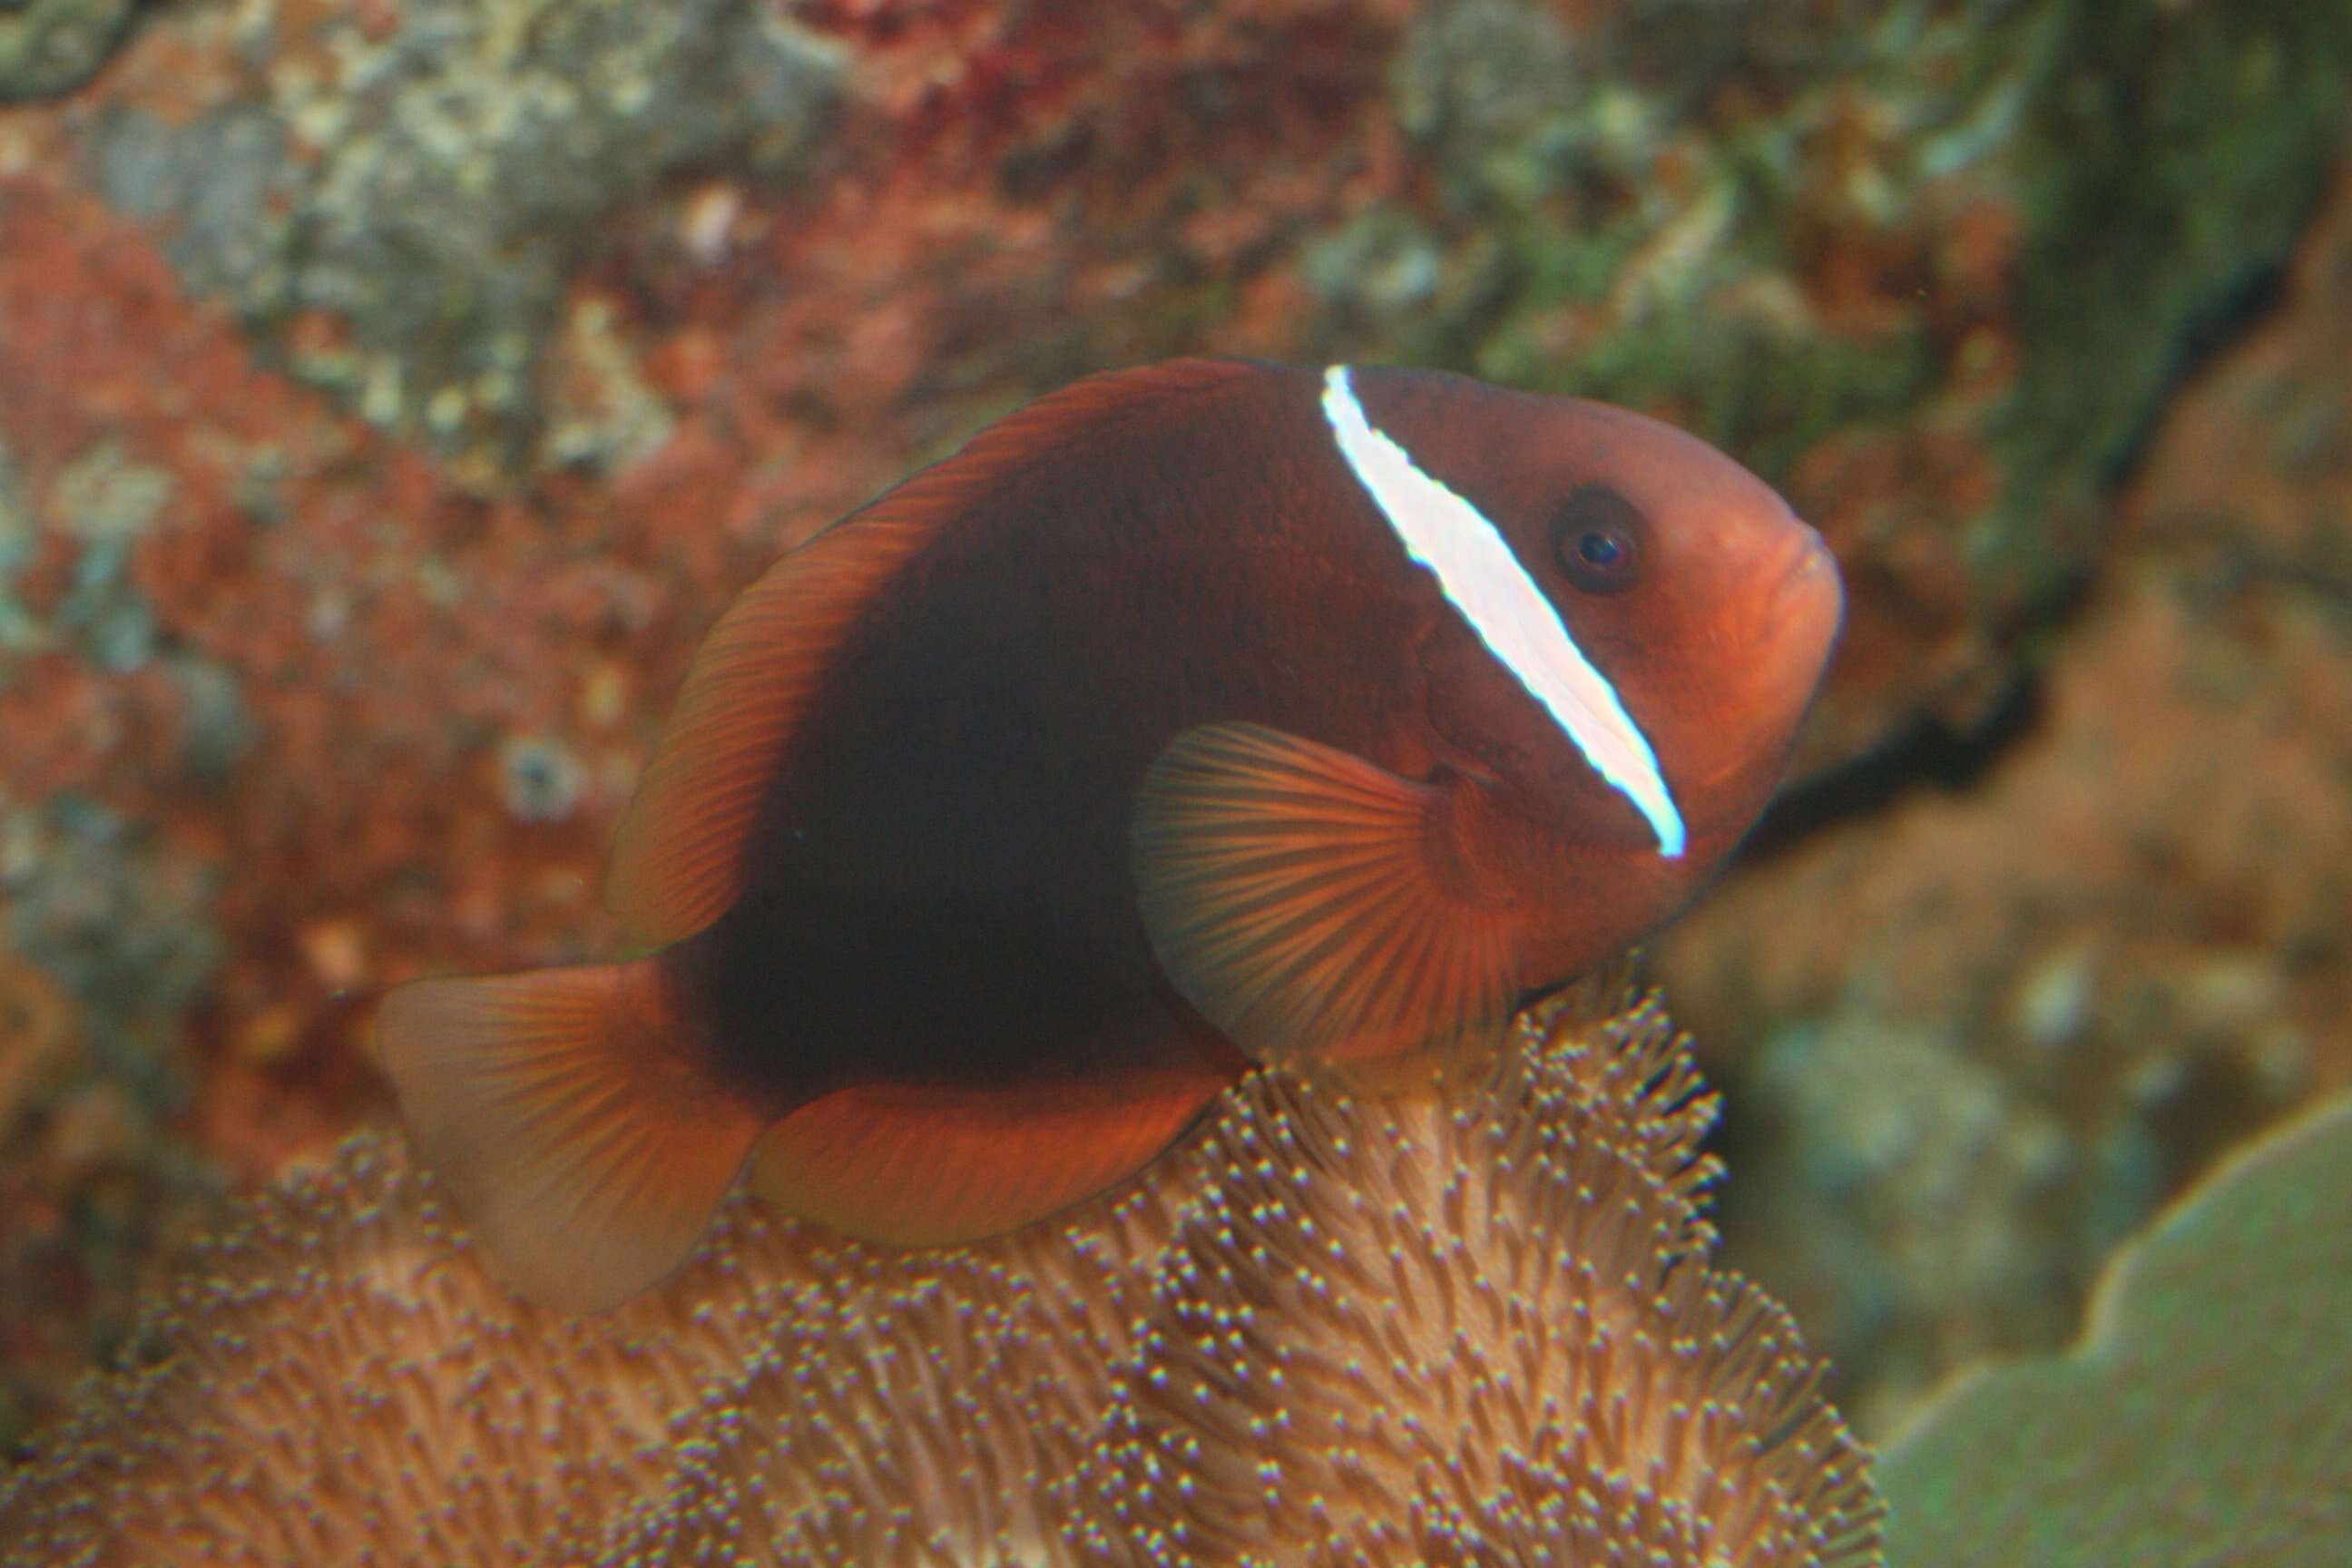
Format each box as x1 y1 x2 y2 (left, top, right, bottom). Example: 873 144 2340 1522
1744 664 2054 861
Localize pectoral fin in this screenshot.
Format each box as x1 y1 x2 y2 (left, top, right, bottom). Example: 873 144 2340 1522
1132 721 1524 1071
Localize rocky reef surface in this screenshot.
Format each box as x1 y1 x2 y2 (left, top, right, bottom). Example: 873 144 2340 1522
1654 162 2352 1430
0 0 2346 1454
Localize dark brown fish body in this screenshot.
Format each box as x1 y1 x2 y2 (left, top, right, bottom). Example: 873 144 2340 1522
379 359 1843 1309
691 366 1422 1107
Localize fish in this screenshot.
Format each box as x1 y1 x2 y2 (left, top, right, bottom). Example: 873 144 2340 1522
377 358 1843 1311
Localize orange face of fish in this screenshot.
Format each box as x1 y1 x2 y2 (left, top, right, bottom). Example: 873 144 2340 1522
1315 370 1840 992
1515 406 1842 856
377 359 1843 1312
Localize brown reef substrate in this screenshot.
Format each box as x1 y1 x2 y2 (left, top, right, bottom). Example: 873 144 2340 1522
1656 161 2352 1434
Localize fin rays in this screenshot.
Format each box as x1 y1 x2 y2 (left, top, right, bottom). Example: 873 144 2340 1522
1134 721 1524 1070
605 520 928 945
376 961 763 1312
752 1065 1230 1244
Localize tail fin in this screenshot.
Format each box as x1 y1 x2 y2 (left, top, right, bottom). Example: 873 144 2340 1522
375 959 763 1313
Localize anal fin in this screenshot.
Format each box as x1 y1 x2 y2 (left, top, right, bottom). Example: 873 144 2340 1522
750 1064 1229 1244
1132 721 1525 1073
375 959 762 1312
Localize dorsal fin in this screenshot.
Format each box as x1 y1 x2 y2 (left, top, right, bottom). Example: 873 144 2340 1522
607 358 1265 945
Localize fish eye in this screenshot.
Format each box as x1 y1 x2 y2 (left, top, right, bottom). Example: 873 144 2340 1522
1551 485 1646 595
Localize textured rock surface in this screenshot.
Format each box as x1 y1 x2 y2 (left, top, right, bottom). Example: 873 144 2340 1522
1656 163 2352 1434
84 0 843 471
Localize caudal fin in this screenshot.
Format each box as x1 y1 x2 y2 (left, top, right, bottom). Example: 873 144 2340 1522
375 959 763 1313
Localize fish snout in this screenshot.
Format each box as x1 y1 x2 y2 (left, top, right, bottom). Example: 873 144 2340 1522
1775 522 1834 587
1769 524 1842 627
1749 522 1844 699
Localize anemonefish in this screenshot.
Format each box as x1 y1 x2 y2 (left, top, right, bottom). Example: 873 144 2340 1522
377 359 1842 1310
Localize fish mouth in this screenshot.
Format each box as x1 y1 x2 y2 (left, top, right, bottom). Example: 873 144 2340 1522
1748 522 1844 717
1773 524 1837 594
1671 524 1845 826
1768 524 1844 639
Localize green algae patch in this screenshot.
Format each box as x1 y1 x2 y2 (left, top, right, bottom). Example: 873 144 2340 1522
0 0 137 103
81 0 843 480
1990 0 2352 603
1881 1092 2352 1567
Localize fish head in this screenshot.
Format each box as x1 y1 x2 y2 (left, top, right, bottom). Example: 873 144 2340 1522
1499 394 1845 860
1328 368 1842 868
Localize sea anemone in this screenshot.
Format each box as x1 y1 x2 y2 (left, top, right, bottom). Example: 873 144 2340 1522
0 995 1881 1567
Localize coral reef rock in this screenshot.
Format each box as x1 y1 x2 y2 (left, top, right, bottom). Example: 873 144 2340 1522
1883 1090 2352 1568
1656 159 2352 1436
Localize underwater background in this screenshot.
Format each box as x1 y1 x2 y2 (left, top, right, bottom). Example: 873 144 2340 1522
0 0 2346 1484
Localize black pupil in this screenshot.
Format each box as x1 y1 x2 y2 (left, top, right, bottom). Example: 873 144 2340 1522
1553 484 1646 593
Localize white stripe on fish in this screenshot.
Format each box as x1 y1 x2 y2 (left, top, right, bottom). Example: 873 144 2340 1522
1319 364 1686 858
